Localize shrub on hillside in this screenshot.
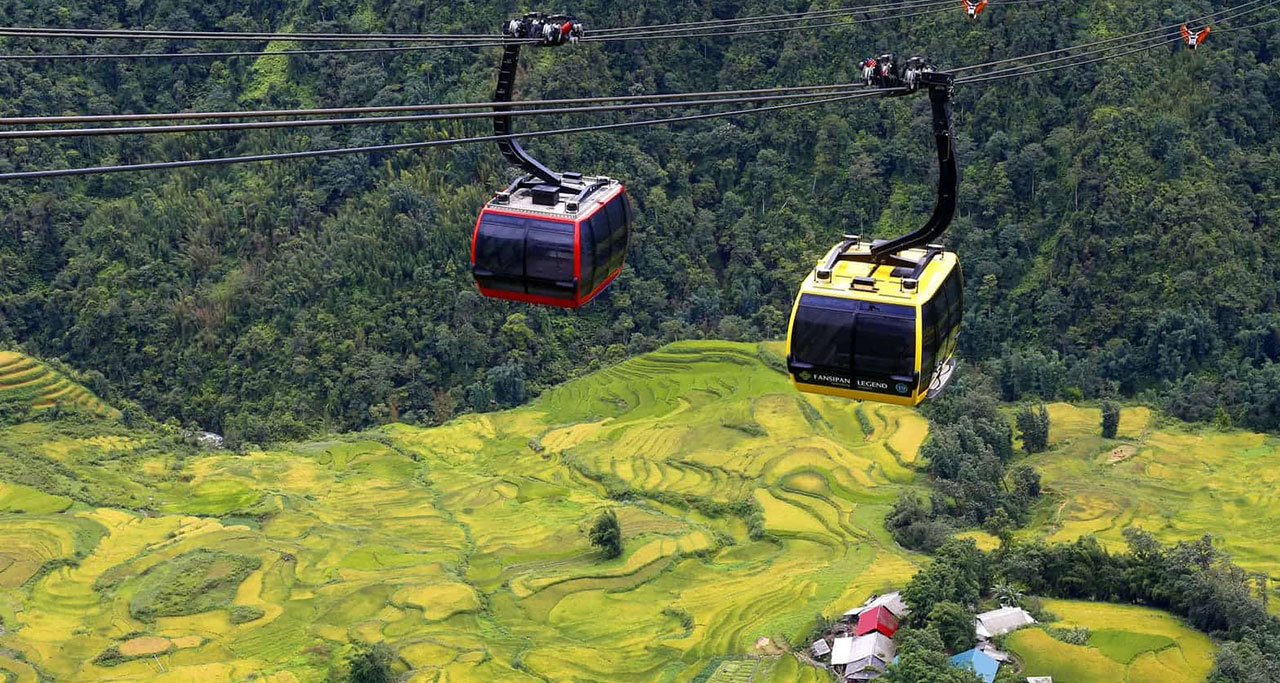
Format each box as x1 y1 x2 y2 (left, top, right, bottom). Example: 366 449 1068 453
229 605 265 624
1101 401 1120 438
346 641 396 683
589 509 623 559
128 549 261 621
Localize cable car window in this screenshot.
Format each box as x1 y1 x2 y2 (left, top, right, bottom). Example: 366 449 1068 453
590 212 612 282
475 214 527 292
945 268 963 329
525 226 575 297
578 220 596 295
792 295 855 369
605 195 629 269
921 299 938 378
855 314 916 377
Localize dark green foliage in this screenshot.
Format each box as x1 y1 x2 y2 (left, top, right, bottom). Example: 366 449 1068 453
0 0 1275 440
1101 401 1121 439
346 641 396 683
1211 639 1280 683
886 491 953 552
1016 404 1050 454
900 370 1033 542
229 605 265 624
1010 465 1041 499
982 508 1015 546
929 601 977 653
588 509 622 559
92 646 126 667
996 528 1280 683
902 538 989 625
128 549 261 621
882 627 984 683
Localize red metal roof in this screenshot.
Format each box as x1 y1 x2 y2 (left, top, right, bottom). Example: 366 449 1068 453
855 605 899 637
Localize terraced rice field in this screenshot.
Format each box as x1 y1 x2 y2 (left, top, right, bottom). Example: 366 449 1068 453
0 341 926 681
3 342 1273 680
0 351 117 419
1025 403 1280 587
1006 599 1215 683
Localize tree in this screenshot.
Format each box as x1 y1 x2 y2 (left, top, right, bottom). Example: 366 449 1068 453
1011 465 1042 499
929 601 977 653
1101 401 1120 438
993 581 1024 608
886 491 953 552
983 508 1015 546
589 509 623 559
1016 404 1050 454
882 627 984 683
346 641 395 683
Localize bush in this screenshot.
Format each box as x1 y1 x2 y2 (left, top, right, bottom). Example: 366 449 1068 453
930 601 978 653
887 491 954 552
346 641 396 683
229 605 265 624
589 509 623 559
128 549 261 621
1101 401 1120 438
1016 404 1050 454
1043 625 1091 645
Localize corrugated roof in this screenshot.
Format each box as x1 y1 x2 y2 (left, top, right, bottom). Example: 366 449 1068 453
812 639 831 657
949 648 1000 683
844 591 910 618
856 606 900 637
974 606 1035 638
849 633 896 663
831 637 857 665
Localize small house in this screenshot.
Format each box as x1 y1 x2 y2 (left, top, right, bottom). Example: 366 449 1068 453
811 639 831 658
855 605 899 638
949 648 1000 683
833 633 896 681
843 591 909 621
843 656 888 681
974 606 1036 639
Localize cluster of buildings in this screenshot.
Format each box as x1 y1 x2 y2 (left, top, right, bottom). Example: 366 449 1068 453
811 593 1040 683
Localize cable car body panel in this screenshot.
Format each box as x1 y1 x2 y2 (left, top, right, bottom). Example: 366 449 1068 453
472 178 629 308
786 246 962 406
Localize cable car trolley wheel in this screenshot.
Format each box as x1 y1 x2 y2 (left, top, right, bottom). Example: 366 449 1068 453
470 12 632 308
786 66 963 406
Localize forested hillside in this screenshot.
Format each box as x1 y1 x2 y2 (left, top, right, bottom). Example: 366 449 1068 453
0 0 1277 442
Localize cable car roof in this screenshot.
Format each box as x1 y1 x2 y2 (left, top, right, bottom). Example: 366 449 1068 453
803 245 958 306
484 175 622 221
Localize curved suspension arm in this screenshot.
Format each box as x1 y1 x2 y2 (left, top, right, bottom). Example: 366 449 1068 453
869 71 957 259
494 42 562 185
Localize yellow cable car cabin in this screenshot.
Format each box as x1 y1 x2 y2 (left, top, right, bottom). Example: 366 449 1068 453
786 65 962 406
786 240 962 406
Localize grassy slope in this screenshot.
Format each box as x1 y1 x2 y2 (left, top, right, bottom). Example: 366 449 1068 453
0 342 1273 680
0 341 929 681
0 351 117 419
1025 403 1280 582
1006 599 1215 683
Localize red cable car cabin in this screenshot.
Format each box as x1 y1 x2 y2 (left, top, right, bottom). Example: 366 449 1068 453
471 174 631 308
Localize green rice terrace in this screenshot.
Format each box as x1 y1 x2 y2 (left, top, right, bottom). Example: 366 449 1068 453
0 341 1276 681
0 351 116 420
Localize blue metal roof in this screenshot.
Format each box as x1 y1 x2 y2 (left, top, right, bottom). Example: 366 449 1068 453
948 648 999 683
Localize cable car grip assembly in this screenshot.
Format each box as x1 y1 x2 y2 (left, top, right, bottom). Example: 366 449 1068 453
492 13 608 212
818 62 957 290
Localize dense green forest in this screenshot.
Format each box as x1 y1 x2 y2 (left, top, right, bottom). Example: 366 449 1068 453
0 0 1278 442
